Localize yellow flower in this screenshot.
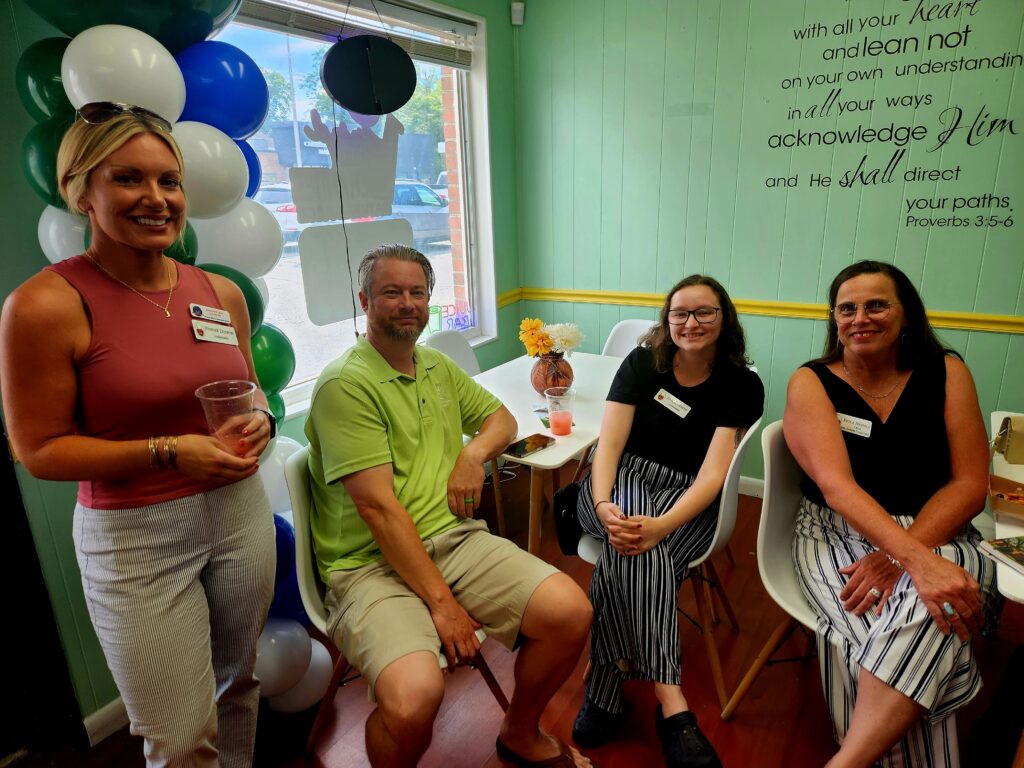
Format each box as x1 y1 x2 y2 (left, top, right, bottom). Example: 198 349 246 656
519 318 554 356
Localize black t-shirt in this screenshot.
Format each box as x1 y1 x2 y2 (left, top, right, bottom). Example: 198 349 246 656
608 346 765 475
798 353 950 516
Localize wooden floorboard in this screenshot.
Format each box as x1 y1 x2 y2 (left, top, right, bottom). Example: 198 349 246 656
11 462 1023 767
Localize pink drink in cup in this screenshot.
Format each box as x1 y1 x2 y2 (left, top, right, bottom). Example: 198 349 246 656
195 380 256 451
545 386 575 436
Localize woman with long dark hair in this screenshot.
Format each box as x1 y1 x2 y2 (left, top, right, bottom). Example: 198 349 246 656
785 260 996 766
572 275 763 767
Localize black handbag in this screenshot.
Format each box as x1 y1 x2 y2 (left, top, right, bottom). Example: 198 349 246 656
553 481 583 556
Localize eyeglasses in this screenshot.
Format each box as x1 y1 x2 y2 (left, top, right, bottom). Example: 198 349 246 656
667 306 720 325
77 102 173 133
832 300 899 321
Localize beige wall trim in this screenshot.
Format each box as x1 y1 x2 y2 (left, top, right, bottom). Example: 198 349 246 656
495 288 1024 335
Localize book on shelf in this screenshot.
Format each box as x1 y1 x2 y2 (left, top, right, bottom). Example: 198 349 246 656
979 536 1024 577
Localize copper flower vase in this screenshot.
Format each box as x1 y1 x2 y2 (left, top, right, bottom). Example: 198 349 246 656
530 353 574 395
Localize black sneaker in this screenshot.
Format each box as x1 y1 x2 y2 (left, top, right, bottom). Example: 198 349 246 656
572 699 622 749
655 706 722 768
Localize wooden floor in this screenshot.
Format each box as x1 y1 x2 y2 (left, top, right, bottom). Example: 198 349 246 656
13 463 1024 767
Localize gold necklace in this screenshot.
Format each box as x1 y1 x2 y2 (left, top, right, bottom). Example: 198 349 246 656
85 252 175 318
842 361 903 399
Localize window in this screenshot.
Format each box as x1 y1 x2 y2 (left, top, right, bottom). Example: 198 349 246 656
219 0 493 395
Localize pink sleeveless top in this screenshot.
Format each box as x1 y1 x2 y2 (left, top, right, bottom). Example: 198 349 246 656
46 255 250 509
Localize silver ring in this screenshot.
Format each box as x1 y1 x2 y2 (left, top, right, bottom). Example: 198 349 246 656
868 587 882 601
942 601 957 618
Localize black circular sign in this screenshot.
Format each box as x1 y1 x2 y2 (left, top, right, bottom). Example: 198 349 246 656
321 35 416 116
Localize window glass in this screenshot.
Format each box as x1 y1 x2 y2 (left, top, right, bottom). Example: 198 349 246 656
217 20 476 387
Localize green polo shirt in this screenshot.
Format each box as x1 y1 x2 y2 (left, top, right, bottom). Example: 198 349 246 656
304 336 502 578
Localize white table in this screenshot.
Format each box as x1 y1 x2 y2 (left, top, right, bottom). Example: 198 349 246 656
474 352 623 554
991 411 1024 603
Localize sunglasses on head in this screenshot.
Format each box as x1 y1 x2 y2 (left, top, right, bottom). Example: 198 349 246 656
77 102 173 133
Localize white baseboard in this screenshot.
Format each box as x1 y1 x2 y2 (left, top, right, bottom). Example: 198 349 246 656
739 475 764 499
84 696 128 746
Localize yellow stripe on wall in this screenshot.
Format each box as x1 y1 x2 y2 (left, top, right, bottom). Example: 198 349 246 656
497 288 1024 335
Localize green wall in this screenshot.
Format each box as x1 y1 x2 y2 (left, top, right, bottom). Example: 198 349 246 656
0 0 520 719
515 0 1024 476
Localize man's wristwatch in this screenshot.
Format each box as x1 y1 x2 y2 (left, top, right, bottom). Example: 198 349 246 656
256 408 277 438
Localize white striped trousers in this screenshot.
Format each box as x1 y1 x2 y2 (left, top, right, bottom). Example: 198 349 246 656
577 452 717 712
73 474 275 767
793 497 997 767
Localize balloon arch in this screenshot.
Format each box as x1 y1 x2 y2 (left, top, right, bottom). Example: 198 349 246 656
17 0 328 712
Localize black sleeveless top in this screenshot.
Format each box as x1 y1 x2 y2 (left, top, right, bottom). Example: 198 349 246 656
799 353 950 517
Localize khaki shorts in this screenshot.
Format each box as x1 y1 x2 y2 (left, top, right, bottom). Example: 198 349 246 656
324 519 559 695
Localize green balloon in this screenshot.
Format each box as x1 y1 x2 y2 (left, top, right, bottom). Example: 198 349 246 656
23 111 75 207
199 262 264 335
251 323 295 396
16 37 73 122
23 0 244 53
266 393 285 423
166 222 198 266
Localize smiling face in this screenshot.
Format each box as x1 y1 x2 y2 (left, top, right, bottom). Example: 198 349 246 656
78 132 185 255
834 272 906 358
668 284 722 355
361 257 431 343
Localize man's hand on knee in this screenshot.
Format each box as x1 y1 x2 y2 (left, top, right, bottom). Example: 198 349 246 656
430 597 482 668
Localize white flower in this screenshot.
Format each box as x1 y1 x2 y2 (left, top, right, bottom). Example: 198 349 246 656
545 323 584 354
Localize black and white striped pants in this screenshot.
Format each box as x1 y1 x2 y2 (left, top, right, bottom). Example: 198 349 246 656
577 452 717 713
73 474 275 767
793 497 996 767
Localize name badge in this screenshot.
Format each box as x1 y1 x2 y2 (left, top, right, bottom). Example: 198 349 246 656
192 319 239 346
189 303 231 325
654 388 691 419
837 412 872 438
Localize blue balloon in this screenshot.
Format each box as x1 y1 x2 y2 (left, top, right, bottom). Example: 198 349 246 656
236 140 262 198
268 569 310 626
175 41 269 139
273 513 295 583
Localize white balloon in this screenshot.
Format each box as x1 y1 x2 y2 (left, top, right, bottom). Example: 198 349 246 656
254 618 312 699
268 638 334 713
192 198 284 278
258 436 302 515
61 25 185 124
37 206 88 264
254 277 270 308
173 122 248 219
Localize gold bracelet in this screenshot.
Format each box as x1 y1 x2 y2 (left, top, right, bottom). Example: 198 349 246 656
168 436 178 469
148 436 158 468
160 437 171 469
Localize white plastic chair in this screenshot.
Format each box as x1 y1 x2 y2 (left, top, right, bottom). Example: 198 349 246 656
283 446 507 753
720 420 817 720
421 330 508 536
601 319 656 357
577 415 763 709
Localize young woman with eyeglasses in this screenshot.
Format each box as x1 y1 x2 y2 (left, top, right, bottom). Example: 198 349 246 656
0 105 276 767
783 260 996 767
572 275 763 767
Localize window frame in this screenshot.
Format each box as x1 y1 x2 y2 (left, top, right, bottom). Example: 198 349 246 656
231 1 497 416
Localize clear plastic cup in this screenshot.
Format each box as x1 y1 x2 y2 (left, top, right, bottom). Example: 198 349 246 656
195 380 256 449
545 386 575 436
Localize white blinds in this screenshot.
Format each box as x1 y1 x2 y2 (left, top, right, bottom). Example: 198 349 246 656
239 0 476 69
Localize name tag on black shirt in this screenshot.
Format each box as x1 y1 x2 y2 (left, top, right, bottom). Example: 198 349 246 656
655 388 691 419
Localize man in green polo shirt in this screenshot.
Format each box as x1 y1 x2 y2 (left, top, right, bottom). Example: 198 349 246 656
305 244 593 768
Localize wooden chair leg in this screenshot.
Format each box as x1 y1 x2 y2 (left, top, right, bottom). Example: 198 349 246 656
489 459 507 538
720 618 795 721
691 576 728 710
705 560 739 631
571 445 594 484
306 653 351 754
703 569 720 626
470 651 510 711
